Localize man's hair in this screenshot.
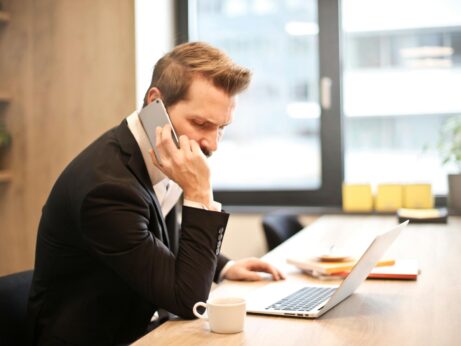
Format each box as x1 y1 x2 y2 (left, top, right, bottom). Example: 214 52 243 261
143 42 251 108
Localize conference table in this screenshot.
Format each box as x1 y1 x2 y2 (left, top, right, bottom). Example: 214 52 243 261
134 215 461 346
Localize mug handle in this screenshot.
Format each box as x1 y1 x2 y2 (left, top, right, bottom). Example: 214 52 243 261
192 302 208 320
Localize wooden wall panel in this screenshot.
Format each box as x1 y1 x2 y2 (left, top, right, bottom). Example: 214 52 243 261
0 0 135 275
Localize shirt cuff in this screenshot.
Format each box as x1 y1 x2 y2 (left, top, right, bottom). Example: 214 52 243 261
218 260 235 281
183 199 222 212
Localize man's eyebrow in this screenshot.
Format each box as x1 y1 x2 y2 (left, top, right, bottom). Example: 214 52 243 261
191 115 232 127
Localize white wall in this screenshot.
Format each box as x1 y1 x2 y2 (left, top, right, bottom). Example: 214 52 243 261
221 214 318 259
221 214 268 259
135 0 175 110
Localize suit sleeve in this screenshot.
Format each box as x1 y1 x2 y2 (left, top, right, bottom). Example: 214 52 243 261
164 206 230 284
80 182 229 319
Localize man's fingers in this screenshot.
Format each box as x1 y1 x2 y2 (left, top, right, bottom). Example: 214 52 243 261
149 149 162 168
155 126 162 147
278 269 286 280
267 266 280 281
266 265 285 281
160 124 179 153
247 259 284 281
179 135 191 153
154 125 181 167
247 259 274 271
189 139 200 152
190 140 207 159
240 270 262 281
224 259 286 282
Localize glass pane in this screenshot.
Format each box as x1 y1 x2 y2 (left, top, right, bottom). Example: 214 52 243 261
342 0 461 194
189 0 320 190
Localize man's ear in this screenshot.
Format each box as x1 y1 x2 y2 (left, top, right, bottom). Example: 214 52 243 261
146 87 162 105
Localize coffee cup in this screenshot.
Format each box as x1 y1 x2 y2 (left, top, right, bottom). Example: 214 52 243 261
192 297 246 334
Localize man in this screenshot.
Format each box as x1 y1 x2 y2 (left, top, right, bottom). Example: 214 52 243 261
27 42 284 345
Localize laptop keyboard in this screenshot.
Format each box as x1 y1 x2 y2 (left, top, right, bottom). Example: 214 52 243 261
266 286 336 312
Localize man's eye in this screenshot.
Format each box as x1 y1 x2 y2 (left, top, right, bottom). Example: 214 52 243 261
193 121 206 128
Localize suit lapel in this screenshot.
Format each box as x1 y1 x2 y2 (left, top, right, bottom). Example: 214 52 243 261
114 120 170 249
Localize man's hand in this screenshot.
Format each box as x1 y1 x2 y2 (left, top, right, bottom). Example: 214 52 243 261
150 124 213 208
223 258 286 281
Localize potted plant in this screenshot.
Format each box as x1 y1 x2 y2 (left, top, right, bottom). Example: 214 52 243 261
437 115 461 212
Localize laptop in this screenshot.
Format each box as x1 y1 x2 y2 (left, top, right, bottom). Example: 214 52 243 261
246 220 409 318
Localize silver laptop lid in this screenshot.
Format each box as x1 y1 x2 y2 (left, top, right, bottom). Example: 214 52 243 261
319 220 408 315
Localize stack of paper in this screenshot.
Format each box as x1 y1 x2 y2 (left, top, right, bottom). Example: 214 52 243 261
287 257 419 280
398 208 448 224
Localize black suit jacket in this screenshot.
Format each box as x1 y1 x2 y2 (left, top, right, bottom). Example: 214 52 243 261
27 120 230 345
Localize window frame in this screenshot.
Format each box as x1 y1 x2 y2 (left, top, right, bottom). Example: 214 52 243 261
175 0 343 207
176 0 448 208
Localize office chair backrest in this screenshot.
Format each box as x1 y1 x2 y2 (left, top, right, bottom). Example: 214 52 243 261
0 270 33 346
262 213 304 251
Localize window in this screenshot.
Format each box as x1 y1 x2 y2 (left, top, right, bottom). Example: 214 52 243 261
342 0 461 195
180 0 342 206
178 0 460 206
189 0 321 191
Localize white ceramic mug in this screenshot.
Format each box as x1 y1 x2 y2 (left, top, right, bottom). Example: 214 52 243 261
192 297 246 334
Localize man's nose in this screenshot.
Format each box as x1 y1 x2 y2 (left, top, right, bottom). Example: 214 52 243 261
200 131 219 156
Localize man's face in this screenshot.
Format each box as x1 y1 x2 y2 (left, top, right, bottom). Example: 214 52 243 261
166 77 235 157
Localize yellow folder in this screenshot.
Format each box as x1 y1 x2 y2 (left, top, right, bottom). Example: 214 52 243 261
342 184 373 212
375 184 403 211
403 184 434 209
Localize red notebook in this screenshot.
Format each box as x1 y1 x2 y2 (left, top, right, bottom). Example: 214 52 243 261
366 259 419 280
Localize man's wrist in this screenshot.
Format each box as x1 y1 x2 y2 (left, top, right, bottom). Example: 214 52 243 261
183 189 213 209
218 260 235 281
183 199 222 212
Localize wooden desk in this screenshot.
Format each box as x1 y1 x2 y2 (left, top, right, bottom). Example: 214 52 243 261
134 215 461 346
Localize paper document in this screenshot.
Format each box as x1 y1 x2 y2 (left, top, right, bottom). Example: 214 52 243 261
287 257 395 275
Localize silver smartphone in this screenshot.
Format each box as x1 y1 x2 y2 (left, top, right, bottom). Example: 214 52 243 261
138 99 179 159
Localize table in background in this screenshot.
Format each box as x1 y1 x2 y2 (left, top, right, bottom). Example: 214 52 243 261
134 215 461 346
